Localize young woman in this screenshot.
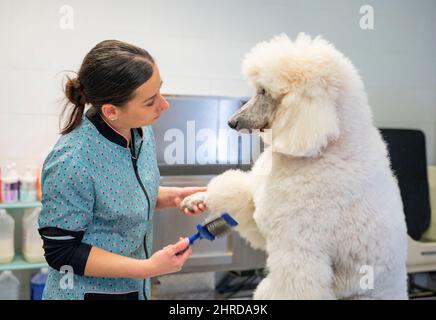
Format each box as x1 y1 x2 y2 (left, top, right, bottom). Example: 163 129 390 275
38 40 207 300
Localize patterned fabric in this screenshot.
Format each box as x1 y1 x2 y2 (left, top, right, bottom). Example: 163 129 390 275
38 110 160 300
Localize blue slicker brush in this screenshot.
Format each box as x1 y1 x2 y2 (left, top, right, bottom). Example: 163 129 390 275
177 213 238 255
188 212 238 245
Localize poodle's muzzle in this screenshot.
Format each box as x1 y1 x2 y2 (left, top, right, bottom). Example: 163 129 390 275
228 93 275 132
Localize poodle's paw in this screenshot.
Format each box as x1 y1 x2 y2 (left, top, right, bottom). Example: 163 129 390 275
180 192 207 211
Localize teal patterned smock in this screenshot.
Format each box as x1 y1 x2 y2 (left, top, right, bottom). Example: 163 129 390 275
38 106 160 300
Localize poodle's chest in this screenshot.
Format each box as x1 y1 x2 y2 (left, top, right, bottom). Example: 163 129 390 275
251 177 293 232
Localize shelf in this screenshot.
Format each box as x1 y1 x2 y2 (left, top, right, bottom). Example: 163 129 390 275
0 202 46 272
0 202 41 210
0 254 47 271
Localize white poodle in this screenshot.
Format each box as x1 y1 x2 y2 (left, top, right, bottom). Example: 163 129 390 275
182 33 408 299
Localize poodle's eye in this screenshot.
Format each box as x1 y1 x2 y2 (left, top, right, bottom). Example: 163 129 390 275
258 88 266 95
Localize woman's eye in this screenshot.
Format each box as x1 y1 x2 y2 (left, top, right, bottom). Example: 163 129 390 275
146 100 155 107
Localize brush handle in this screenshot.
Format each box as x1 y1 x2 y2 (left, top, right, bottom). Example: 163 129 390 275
188 232 201 245
175 233 200 256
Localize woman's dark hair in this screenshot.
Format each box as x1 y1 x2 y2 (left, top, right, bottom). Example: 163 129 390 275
61 40 155 134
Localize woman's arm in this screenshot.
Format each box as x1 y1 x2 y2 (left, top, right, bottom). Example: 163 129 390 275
84 238 192 279
156 186 207 215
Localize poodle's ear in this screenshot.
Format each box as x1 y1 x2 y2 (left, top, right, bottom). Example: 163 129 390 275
272 92 340 157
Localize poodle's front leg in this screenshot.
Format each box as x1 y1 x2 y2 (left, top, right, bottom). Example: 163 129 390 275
181 170 266 250
254 244 335 299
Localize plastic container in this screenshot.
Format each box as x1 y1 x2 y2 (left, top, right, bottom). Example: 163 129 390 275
20 165 37 202
36 167 42 201
30 267 48 300
22 208 45 263
0 209 15 264
0 165 3 203
2 163 19 203
0 271 20 300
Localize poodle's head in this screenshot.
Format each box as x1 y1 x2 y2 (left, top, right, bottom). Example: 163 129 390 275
229 33 367 157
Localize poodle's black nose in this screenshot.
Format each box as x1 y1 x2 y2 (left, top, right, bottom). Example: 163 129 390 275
228 120 238 129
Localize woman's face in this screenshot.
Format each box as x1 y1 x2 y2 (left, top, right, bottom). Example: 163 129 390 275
116 64 169 128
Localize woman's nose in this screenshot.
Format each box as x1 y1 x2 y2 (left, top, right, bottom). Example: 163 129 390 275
160 96 170 111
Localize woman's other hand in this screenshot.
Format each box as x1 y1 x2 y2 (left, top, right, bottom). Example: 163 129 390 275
144 238 192 277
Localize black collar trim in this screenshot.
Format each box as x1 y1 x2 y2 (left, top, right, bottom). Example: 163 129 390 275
85 106 143 148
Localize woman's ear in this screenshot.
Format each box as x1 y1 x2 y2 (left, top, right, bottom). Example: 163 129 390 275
272 92 340 157
101 104 119 121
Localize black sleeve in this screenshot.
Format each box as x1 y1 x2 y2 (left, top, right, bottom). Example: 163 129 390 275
38 227 92 276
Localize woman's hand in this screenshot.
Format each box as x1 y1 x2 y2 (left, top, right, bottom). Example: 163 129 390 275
174 187 208 216
156 186 208 216
179 191 208 216
144 238 192 278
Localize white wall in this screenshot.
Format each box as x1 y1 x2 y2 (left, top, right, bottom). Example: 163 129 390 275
0 0 435 171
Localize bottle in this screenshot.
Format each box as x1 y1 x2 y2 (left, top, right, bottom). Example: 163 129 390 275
36 167 42 201
30 267 48 300
0 271 20 300
0 209 15 264
22 208 45 263
0 165 3 203
2 163 19 203
20 165 37 202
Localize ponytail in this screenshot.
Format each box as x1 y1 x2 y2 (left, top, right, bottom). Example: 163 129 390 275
61 77 88 134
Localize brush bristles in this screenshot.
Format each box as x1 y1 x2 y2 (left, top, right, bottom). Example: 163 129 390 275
204 216 233 237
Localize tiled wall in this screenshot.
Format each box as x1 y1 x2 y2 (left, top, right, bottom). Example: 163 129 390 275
0 0 435 171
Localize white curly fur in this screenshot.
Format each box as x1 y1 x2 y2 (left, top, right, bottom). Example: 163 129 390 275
182 33 408 299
